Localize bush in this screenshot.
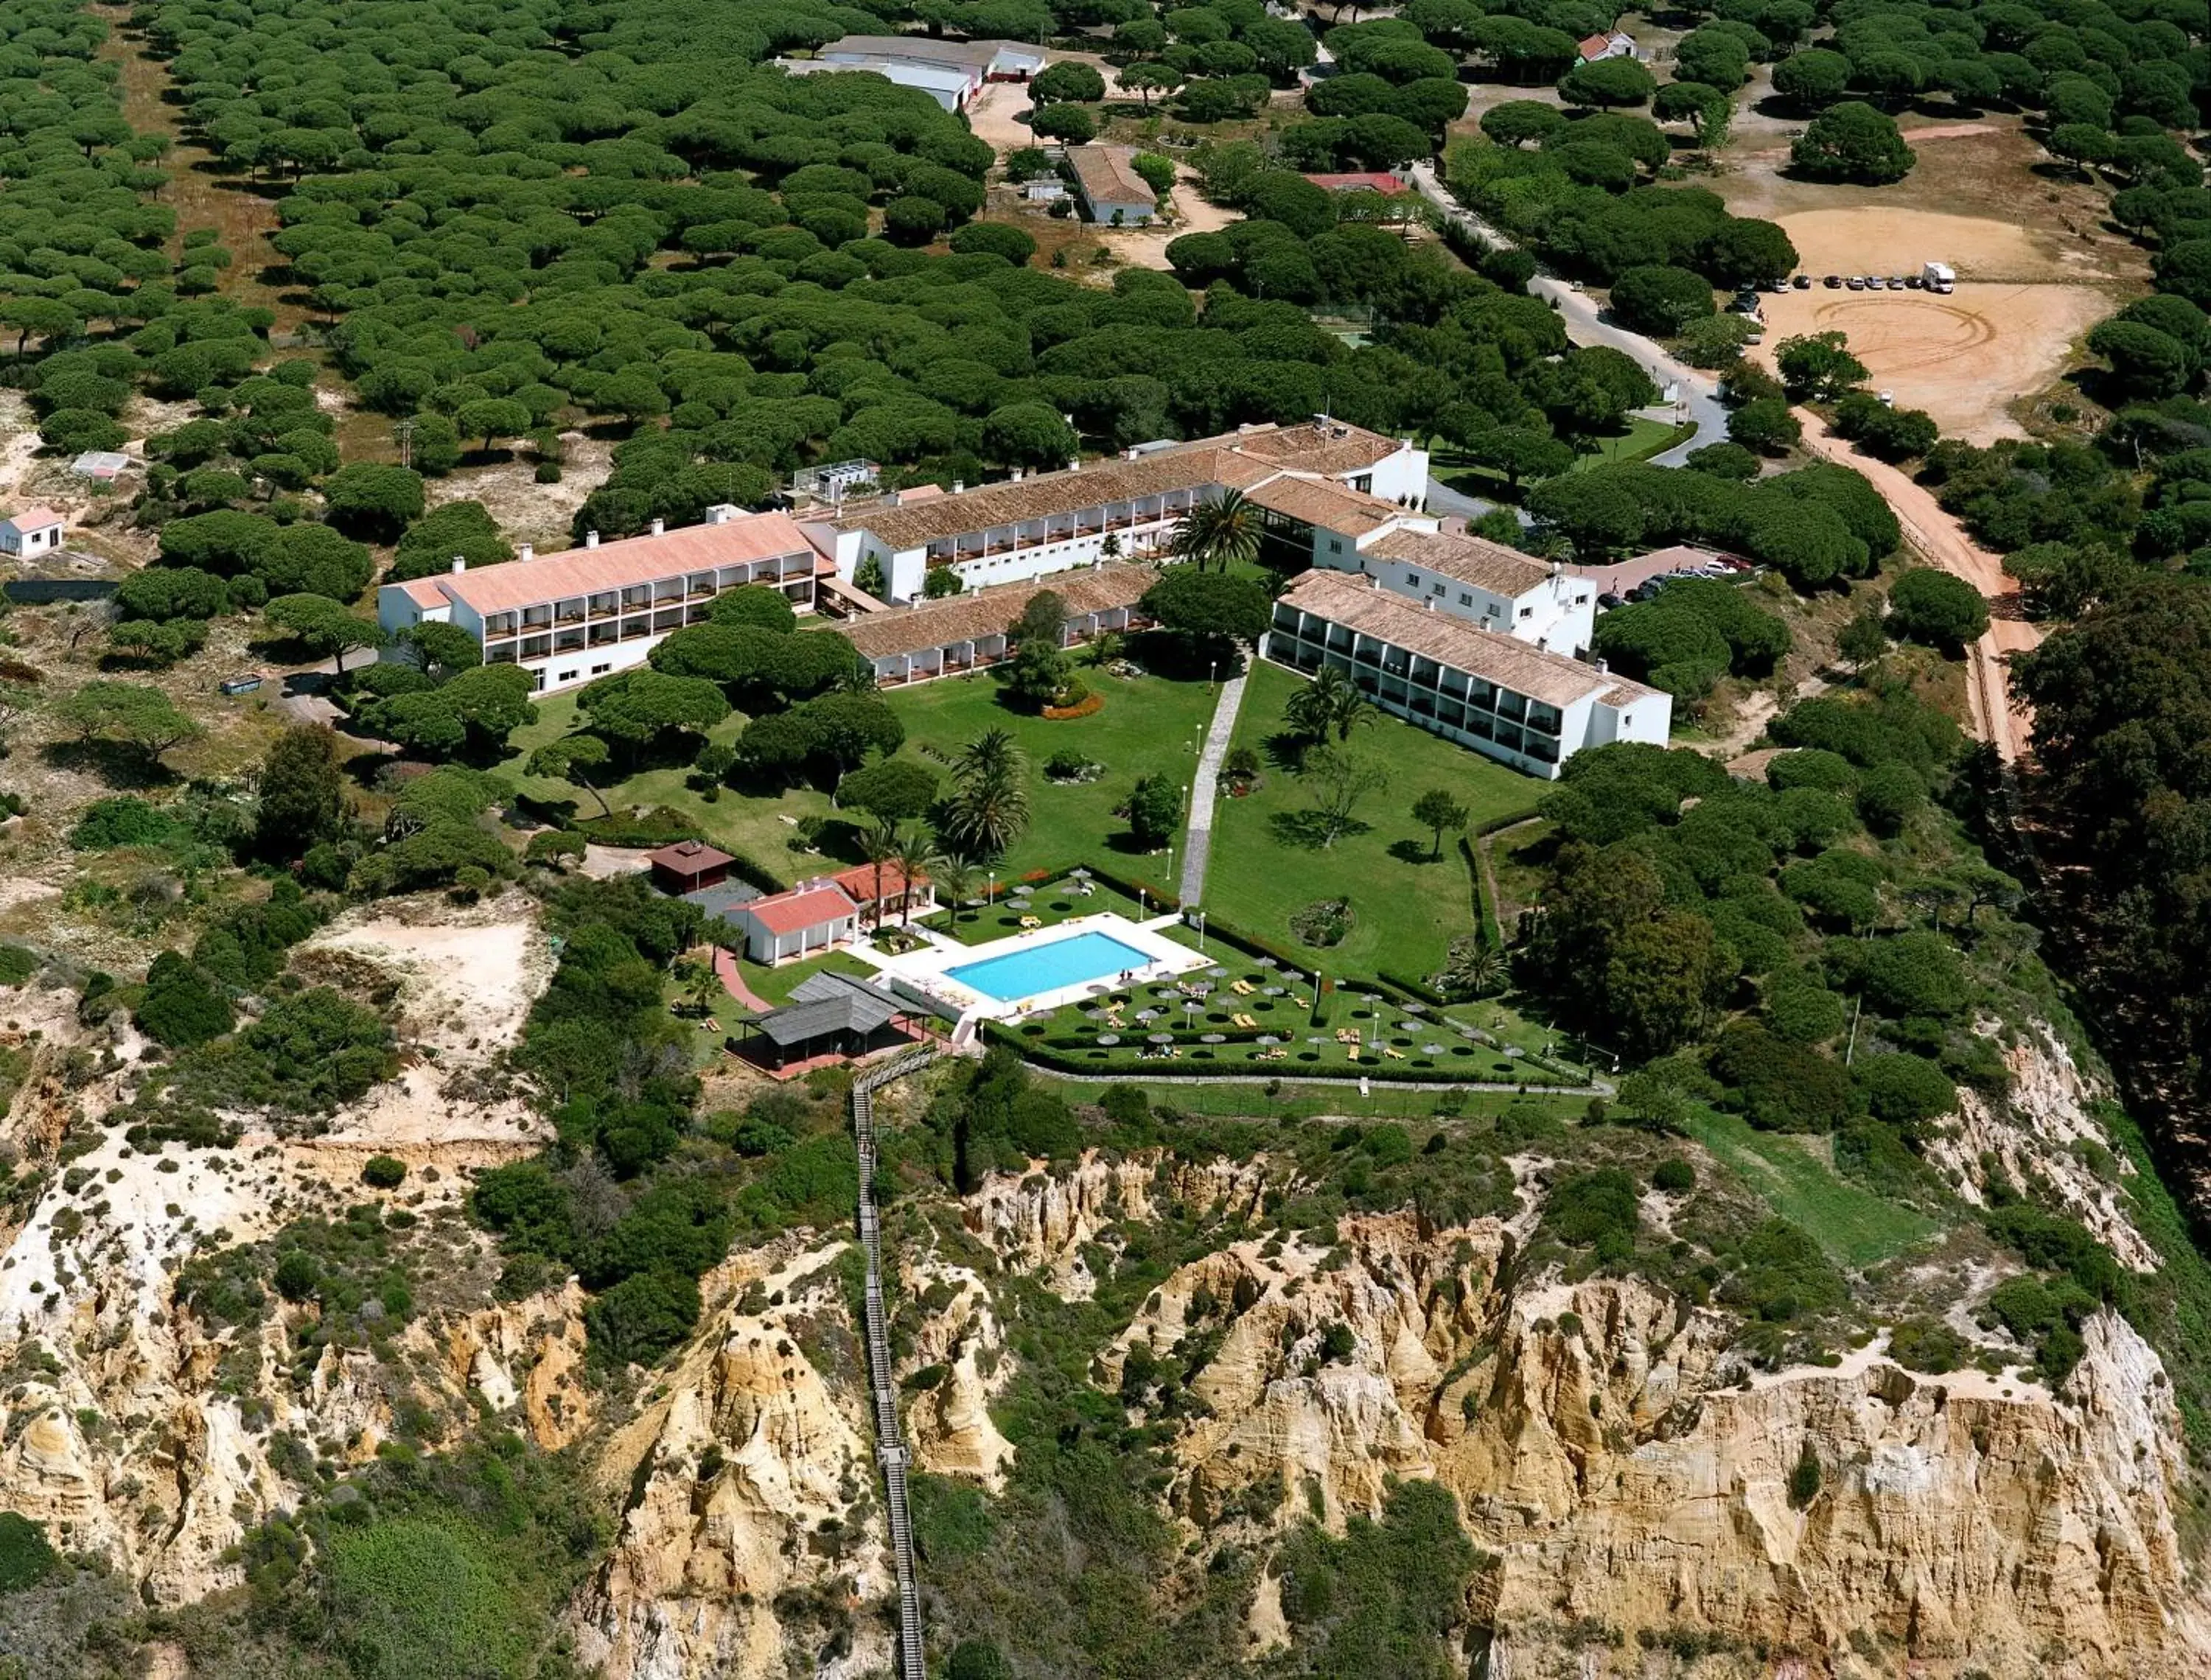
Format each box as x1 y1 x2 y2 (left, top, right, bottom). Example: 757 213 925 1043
0 1511 60 1592
135 951 235 1049
1289 897 1355 948
1854 1053 1956 1133
1885 569 1990 651
322 1519 534 1680
1786 1442 1821 1505
1652 1158 1695 1193
1545 1166 1639 1259
586 1269 702 1367
362 1154 408 1189
1887 1317 1965 1374
70 795 186 850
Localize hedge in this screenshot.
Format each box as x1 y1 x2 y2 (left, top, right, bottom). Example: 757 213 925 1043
991 1023 1590 1088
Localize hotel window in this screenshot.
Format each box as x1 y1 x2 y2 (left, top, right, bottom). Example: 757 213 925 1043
1406 573 1420 587
590 662 611 676
1431 581 1445 596
1457 591 1472 606
1519 606 1534 619
1328 539 1343 553
1574 592 1589 605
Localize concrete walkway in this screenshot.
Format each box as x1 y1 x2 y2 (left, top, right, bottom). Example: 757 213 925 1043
712 946 772 1012
1178 662 1250 906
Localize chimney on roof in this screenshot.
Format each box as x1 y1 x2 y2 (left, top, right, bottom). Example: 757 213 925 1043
705 503 738 525
1422 595 1433 610
1067 458 1080 472
450 557 466 574
1594 658 1609 675
518 542 534 564
650 517 665 537
953 480 965 494
585 531 600 550
1010 468 1023 481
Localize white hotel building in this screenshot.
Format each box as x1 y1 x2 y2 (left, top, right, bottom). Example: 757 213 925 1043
374 506 829 693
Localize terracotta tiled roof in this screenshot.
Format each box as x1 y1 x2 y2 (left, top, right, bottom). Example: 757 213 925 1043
1364 528 1552 598
744 882 859 936
1068 144 1157 210
1277 570 1658 711
833 421 1415 551
831 861 930 904
842 563 1154 659
3 507 61 530
1243 475 1408 536
395 575 451 608
402 511 822 616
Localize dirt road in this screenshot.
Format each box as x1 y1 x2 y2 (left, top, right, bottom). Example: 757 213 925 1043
1794 408 2039 763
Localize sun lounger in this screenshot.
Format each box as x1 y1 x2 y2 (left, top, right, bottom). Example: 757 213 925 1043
1019 916 1042 928
1383 1046 1405 1060
1232 979 1255 995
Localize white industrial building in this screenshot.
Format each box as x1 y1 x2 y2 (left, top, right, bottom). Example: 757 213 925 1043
375 508 828 694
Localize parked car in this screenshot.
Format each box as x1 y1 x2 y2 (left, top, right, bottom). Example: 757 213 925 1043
1765 277 1789 293
1845 276 1865 290
1878 391 1895 407
218 673 264 696
1887 276 1906 289
1597 592 1624 609
1793 274 1812 289
1824 274 1842 288
1865 276 1886 290
1904 274 1924 289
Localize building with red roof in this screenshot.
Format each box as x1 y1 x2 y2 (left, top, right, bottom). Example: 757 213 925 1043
831 861 936 926
375 504 831 696
728 880 862 964
647 839 736 894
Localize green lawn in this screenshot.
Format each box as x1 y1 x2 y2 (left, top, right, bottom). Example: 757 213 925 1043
1202 660 1545 979
1683 1108 1939 1269
1430 416 1694 500
1043 1078 1590 1124
494 661 1219 889
733 946 879 1008
881 662 1220 886
922 875 1156 945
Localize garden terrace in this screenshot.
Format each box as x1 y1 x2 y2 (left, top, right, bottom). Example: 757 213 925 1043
842 564 1156 687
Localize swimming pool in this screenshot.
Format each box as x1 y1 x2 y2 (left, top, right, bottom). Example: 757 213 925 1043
944 929 1154 1003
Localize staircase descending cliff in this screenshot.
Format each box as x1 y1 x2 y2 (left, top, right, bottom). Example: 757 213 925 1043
852 1047 937 1680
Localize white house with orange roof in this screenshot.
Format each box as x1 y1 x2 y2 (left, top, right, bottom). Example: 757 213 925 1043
728 878 863 964
0 508 64 559
375 505 830 693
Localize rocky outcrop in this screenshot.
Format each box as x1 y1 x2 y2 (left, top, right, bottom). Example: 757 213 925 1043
1927 1024 2156 1271
1107 1210 2211 1675
961 1149 1272 1295
898 1260 1013 1490
570 1241 893 1680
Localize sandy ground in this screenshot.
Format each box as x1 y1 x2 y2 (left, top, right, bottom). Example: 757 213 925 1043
1750 282 2112 444
291 892 557 1152
965 80 1042 155
1793 408 2039 765
579 844 653 880
428 430 612 553
1097 164 1239 271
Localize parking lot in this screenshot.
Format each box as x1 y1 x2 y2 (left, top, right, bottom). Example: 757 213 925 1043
1570 545 1747 603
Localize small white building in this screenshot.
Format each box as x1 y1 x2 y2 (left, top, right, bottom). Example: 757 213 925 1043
731 880 862 964
774 55 982 111
1066 145 1158 226
0 507 64 559
1578 30 1638 60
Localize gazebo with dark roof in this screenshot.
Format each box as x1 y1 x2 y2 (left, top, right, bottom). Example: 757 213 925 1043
742 971 913 1068
648 839 736 894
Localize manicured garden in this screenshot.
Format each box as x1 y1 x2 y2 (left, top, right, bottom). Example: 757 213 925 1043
993 953 1587 1085
1200 661 1545 979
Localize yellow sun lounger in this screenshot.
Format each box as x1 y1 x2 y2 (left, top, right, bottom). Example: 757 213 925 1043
1232 978 1256 995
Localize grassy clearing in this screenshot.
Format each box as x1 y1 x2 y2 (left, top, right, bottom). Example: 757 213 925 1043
1431 416 1693 500
1202 659 1545 979
1684 1107 1940 1269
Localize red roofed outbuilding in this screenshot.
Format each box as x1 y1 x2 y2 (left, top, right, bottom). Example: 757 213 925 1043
730 880 862 964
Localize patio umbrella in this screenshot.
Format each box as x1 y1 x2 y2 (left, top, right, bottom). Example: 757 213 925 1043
1403 1001 1426 1013
1083 1009 1108 1021
1201 1033 1226 1043
1257 1035 1280 1046
1148 1032 1174 1044
1069 867 1091 881
1257 956 1276 969
1088 981 1114 995
1097 1034 1120 1046
1153 987 1179 1000
1423 1043 1445 1056
1135 1009 1159 1023
1306 1035 1326 1045
1397 1021 1421 1033
1207 965 1229 979
1262 985 1283 996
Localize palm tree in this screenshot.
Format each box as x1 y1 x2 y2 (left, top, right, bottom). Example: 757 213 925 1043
893 831 935 927
944 727 1030 859
928 848 978 925
1439 941 1506 1001
859 822 897 930
1285 667 1371 745
1170 489 1260 573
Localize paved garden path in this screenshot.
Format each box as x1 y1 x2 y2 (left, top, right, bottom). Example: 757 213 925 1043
1179 664 1250 906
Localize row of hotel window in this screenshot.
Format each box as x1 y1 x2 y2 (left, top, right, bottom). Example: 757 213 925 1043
481 578 813 659
1274 634 1567 763
474 564 813 640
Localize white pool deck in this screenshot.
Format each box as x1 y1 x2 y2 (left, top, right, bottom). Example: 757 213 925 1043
856 910 1209 1021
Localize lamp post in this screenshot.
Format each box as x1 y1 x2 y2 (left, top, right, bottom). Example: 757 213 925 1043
1195 907 1206 953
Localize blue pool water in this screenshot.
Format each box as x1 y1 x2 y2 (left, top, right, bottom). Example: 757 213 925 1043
946 930 1153 1003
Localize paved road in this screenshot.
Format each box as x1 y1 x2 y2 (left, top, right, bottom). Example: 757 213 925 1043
1179 663 1250 904
1408 161 1729 468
